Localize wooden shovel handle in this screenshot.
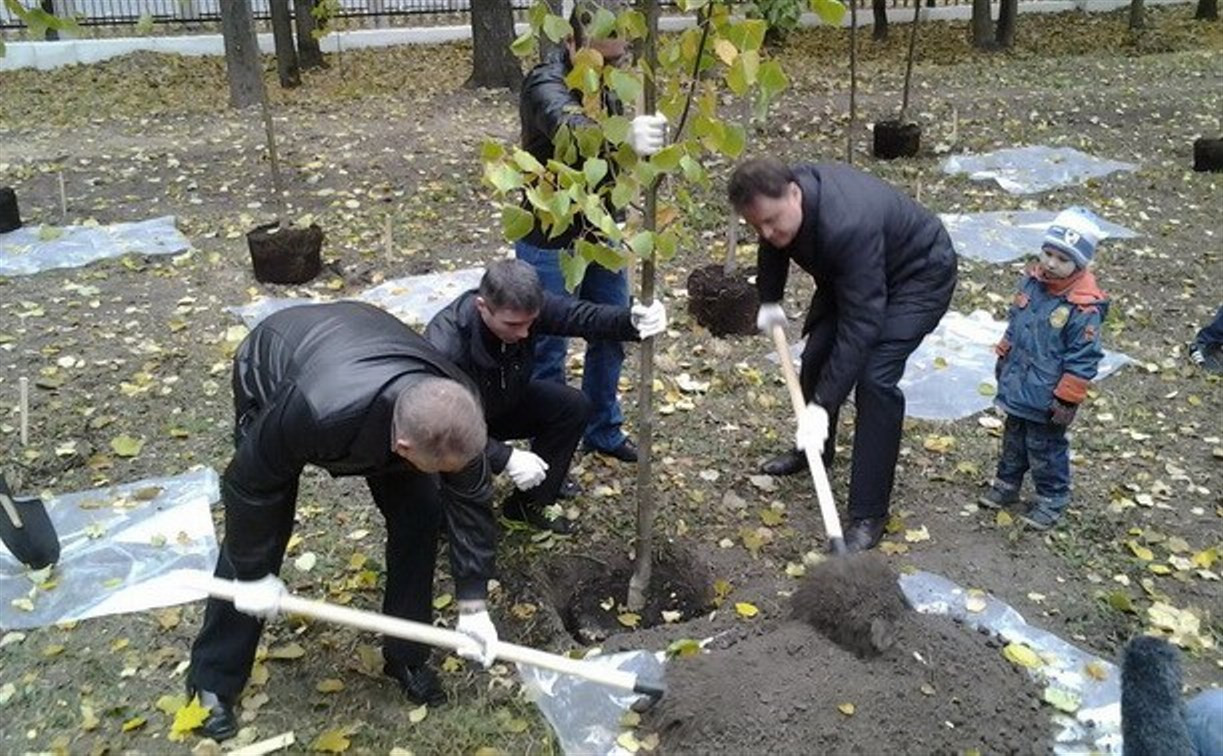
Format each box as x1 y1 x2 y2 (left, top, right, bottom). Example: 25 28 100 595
0 494 24 529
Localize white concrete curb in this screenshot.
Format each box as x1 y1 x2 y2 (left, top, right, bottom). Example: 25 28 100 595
0 0 1192 71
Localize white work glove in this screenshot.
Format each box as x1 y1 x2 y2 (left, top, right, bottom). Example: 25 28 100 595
756 303 787 334
628 113 668 156
232 574 287 620
795 402 829 453
631 300 668 339
456 603 499 668
505 449 548 490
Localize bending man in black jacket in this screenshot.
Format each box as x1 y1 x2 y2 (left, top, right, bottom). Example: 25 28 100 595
187 302 500 741
729 158 958 552
426 259 666 535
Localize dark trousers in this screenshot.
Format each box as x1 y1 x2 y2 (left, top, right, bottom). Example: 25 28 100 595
993 414 1071 513
800 319 927 521
1196 305 1223 347
488 380 591 507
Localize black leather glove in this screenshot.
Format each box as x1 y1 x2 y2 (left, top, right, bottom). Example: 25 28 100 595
1049 399 1078 426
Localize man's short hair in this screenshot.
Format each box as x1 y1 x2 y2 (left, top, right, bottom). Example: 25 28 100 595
570 0 625 48
728 157 797 211
478 258 544 314
391 377 486 463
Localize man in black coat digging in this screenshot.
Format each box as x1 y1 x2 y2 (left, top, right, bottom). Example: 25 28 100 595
186 301 500 741
425 259 666 535
729 158 958 552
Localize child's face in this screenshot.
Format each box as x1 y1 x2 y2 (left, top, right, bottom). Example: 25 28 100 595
1039 246 1078 279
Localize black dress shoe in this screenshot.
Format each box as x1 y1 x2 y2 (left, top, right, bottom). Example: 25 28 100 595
585 438 638 463
193 689 239 741
558 475 581 500
844 517 887 553
502 496 575 535
761 448 807 476
383 660 447 706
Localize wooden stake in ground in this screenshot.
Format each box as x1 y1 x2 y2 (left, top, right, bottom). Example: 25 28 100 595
846 0 859 164
259 93 286 216
19 376 29 446
57 171 66 221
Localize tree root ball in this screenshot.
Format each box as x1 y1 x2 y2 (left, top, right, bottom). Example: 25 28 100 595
247 221 324 284
873 120 922 160
0 187 21 233
686 264 759 337
790 552 909 657
1193 137 1223 172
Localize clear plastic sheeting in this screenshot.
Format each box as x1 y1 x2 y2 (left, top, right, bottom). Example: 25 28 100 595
228 267 485 329
942 146 1138 195
942 210 1138 264
0 215 191 276
518 649 666 756
899 570 1122 754
769 310 1132 421
0 468 220 630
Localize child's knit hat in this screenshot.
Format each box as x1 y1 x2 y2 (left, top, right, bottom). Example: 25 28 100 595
1044 207 1102 269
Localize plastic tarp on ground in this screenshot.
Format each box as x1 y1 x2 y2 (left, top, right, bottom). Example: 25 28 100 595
942 146 1138 195
0 468 220 630
0 216 191 276
519 571 1122 755
942 209 1138 264
228 268 485 330
770 310 1132 421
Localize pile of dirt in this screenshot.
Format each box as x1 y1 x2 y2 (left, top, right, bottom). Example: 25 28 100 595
646 613 1051 754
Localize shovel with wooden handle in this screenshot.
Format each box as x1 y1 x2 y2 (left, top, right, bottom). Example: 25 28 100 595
769 325 848 555
186 573 665 701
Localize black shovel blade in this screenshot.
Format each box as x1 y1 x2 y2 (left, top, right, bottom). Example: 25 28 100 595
0 475 61 570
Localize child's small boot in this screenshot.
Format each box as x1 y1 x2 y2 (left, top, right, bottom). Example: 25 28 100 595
1019 495 1067 530
978 480 1020 510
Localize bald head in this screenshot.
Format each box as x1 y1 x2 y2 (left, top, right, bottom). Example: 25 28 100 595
391 377 486 473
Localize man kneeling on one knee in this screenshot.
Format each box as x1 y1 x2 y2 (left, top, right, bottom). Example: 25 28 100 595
426 259 667 534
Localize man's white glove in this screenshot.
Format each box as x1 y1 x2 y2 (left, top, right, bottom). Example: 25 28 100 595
795 402 829 453
456 604 499 668
631 300 668 339
232 574 287 620
505 449 548 490
756 303 787 334
628 113 668 156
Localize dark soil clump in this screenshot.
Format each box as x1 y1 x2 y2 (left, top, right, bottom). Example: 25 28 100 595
686 264 759 337
791 552 909 657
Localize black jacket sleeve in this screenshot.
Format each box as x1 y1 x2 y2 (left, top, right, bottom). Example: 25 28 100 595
438 454 497 600
813 232 889 409
522 65 596 147
535 292 639 341
756 242 790 304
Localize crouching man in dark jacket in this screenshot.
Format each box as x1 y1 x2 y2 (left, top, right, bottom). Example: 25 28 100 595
187 302 500 741
425 259 666 535
729 158 958 553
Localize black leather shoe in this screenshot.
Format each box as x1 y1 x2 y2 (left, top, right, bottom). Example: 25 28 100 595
384 660 447 706
586 438 638 463
193 689 239 742
761 448 807 476
844 517 887 553
558 475 581 500
503 497 575 535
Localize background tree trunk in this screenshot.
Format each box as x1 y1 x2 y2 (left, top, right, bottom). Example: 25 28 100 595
872 0 888 41
1128 0 1146 28
1196 0 1218 20
995 0 1017 47
971 0 993 48
269 0 302 88
293 0 325 70
220 0 266 109
466 0 523 90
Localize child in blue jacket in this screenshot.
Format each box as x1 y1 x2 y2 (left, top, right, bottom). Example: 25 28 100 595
980 208 1110 530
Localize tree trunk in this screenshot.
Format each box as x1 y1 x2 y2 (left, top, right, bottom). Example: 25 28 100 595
220 0 266 109
466 0 523 91
1196 0 1218 20
971 0 993 48
995 0 1017 47
847 0 858 164
269 0 302 88
899 0 921 121
872 0 888 41
1129 0 1146 29
293 0 325 70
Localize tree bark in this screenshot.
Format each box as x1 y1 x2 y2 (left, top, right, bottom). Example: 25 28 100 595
847 0 858 164
1196 0 1218 20
293 0 325 70
995 0 1017 47
971 0 992 48
1129 0 1146 28
872 0 888 41
269 0 302 88
466 0 523 91
220 0 266 109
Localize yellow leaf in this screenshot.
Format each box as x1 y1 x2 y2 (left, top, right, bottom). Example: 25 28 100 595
734 602 759 618
1127 541 1155 561
904 526 931 543
80 705 100 731
922 435 955 453
169 696 209 742
156 694 185 716
268 642 306 660
432 593 453 610
879 541 909 555
154 607 181 630
316 679 345 693
310 728 351 753
1191 548 1217 569
1002 643 1043 669
1084 661 1109 681
42 644 65 657
110 435 144 458
617 612 641 628
837 702 856 716
996 510 1014 527
1043 686 1081 713
121 716 147 732
1148 564 1172 575
713 38 738 66
616 731 641 753
759 508 784 527
666 638 701 658
408 704 428 724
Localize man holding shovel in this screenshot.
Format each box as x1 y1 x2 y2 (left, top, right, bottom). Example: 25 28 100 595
729 158 957 552
186 302 501 741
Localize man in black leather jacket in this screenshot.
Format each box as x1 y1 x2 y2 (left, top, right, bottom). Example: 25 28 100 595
186 302 500 741
426 259 666 534
729 158 958 552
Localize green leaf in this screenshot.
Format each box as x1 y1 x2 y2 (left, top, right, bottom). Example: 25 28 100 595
480 140 506 163
576 124 605 158
610 177 638 210
601 115 631 146
810 0 847 25
679 155 706 184
585 6 617 40
579 239 630 272
656 228 680 263
511 149 546 175
679 0 710 10
501 206 535 242
560 249 591 293
717 122 747 158
666 638 702 658
726 57 749 96
758 60 789 98
617 9 647 40
110 435 144 458
651 144 684 173
484 163 523 195
727 18 768 53
583 157 609 188
607 68 642 109
510 29 537 58
553 124 577 165
542 13 572 43
627 231 655 258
